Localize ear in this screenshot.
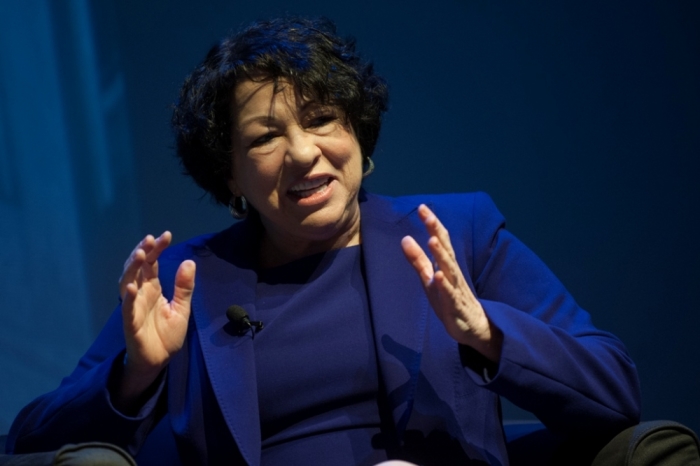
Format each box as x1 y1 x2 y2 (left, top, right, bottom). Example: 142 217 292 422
227 178 242 197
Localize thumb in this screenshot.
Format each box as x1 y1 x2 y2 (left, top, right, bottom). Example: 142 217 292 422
172 260 196 314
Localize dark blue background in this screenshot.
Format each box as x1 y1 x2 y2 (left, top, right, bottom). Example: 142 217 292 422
1 0 698 437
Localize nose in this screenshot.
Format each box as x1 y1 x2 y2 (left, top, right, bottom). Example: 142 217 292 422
285 129 321 168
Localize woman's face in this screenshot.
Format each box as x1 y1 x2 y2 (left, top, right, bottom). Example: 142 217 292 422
228 79 363 254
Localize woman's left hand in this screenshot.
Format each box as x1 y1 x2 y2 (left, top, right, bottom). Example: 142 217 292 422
401 204 503 362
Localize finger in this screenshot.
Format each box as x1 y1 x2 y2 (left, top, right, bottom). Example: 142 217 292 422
427 235 460 285
171 260 196 317
121 282 142 332
119 248 146 297
401 236 434 286
120 234 158 284
144 231 172 264
418 205 455 258
141 231 173 280
122 235 155 273
431 270 457 305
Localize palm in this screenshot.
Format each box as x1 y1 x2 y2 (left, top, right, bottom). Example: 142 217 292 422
127 279 187 367
119 232 195 373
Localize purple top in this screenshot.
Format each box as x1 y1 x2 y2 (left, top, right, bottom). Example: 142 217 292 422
254 245 389 465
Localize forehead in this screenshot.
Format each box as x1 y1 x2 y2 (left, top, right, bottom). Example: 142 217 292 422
233 78 345 126
233 79 303 120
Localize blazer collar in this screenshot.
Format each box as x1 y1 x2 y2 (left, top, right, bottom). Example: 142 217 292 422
189 192 431 464
188 219 262 466
359 191 431 437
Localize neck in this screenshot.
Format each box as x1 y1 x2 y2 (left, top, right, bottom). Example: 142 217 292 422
258 217 361 269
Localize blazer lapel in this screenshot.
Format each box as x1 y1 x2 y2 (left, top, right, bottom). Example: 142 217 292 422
189 221 262 466
360 192 432 438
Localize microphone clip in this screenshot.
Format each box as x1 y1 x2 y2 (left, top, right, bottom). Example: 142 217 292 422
226 305 264 337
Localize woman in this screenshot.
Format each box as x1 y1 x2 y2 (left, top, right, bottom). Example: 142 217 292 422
7 17 641 465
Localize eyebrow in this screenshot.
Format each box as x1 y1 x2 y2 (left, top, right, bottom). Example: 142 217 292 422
236 100 331 129
237 115 277 129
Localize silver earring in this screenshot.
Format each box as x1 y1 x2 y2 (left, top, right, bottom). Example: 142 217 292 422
228 195 248 219
362 157 375 178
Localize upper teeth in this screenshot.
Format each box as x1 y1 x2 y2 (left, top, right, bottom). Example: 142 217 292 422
290 177 329 192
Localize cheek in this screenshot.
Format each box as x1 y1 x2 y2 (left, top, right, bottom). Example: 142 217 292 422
236 156 283 198
346 145 365 178
327 134 363 168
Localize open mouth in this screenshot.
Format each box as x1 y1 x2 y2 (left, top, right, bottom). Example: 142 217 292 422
288 176 333 199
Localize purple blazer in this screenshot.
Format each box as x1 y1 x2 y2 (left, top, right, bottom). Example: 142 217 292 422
7 191 641 465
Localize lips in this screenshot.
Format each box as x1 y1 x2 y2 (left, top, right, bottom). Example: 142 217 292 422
288 176 332 199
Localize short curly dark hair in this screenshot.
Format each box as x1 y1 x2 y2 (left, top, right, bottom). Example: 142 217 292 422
171 17 389 206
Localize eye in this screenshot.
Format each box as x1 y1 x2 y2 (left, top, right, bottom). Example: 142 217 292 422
250 132 276 147
308 114 337 128
305 105 341 129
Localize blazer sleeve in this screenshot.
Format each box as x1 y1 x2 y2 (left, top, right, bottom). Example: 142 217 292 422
5 305 165 455
460 192 641 437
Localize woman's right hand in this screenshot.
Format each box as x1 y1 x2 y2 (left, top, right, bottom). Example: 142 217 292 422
116 231 196 410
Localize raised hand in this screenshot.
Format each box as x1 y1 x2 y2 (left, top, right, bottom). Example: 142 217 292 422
401 205 502 362
116 232 195 408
